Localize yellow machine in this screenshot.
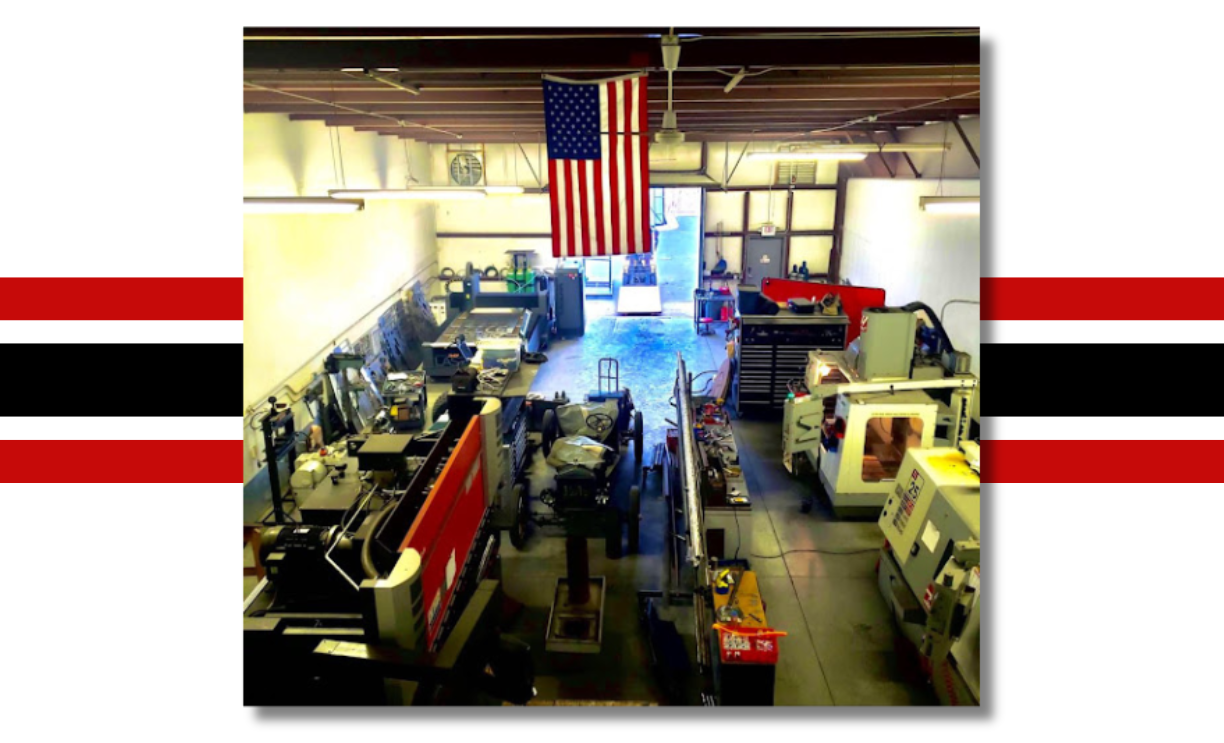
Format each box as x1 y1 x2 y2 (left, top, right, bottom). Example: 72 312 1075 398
877 446 981 705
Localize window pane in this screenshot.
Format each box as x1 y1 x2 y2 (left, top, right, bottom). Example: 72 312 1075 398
862 416 924 482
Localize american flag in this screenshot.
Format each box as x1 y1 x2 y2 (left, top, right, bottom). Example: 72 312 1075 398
543 74 651 258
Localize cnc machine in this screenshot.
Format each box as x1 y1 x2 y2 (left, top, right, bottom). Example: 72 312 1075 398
782 304 978 517
877 445 981 705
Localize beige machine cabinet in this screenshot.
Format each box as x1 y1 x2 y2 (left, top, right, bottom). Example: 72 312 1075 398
846 307 918 381
877 447 981 705
878 447 980 566
817 390 938 517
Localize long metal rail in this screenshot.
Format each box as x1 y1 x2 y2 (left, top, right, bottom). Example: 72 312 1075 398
674 353 705 565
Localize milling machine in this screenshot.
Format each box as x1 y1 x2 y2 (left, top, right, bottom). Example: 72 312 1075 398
782 304 978 517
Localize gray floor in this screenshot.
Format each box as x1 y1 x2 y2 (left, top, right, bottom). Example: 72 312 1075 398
244 218 935 704
501 292 936 706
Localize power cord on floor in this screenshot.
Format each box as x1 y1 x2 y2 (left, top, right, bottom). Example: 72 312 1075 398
751 547 879 559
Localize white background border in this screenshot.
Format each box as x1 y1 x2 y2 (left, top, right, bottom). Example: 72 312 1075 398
2 2 1221 739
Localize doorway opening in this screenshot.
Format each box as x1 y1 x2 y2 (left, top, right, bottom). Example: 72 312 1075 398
650 187 702 317
605 187 701 317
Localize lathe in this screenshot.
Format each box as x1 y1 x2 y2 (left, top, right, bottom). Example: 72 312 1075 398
877 445 981 706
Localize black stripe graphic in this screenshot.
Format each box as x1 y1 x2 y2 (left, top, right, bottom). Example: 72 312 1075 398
985 343 1224 417
2 344 239 417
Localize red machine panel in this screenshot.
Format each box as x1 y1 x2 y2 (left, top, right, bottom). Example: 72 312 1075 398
716 625 784 666
401 417 487 648
760 278 887 345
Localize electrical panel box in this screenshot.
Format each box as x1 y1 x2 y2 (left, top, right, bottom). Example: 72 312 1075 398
428 296 448 327
848 308 917 381
878 447 980 573
356 434 414 472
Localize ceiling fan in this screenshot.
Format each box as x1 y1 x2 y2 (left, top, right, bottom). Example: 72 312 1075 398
653 33 685 157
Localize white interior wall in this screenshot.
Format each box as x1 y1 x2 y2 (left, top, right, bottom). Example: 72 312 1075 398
897 117 981 179
840 177 981 419
432 140 841 274
243 115 438 480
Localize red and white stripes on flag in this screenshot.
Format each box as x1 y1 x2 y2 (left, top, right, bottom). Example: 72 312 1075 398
543 74 651 258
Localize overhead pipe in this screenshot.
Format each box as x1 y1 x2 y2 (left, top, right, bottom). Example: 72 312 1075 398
363 70 420 96
242 80 461 139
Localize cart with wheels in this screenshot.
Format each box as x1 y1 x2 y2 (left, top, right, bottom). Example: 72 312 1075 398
510 357 645 556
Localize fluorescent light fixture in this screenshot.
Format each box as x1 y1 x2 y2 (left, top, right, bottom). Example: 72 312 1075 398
244 197 363 214
749 143 951 162
483 185 526 195
920 196 980 214
747 151 868 162
329 188 487 201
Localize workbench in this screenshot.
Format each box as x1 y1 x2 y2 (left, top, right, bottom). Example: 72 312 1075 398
709 567 780 705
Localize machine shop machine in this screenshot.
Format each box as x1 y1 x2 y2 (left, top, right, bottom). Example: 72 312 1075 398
423 307 545 379
243 398 534 706
782 303 978 517
877 445 981 706
374 371 428 432
637 353 783 706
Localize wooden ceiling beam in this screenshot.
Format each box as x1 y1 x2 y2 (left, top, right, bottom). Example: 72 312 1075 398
268 98 979 118
243 32 980 70
243 84 977 106
248 100 978 117
355 126 944 142
245 78 980 95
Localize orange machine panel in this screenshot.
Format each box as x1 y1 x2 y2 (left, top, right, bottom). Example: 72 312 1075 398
401 417 488 648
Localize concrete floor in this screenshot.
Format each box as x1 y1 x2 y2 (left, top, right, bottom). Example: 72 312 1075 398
497 231 937 705
245 215 936 704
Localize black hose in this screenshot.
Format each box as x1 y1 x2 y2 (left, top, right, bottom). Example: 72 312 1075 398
900 301 957 354
483 265 500 278
360 506 394 580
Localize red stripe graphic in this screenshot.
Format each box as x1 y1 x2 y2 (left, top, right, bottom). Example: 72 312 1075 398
547 158 562 257
0 278 242 320
637 77 651 254
623 80 637 254
578 160 591 257
593 158 606 255
983 440 1224 483
606 81 621 254
1 440 243 483
982 277 1224 320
